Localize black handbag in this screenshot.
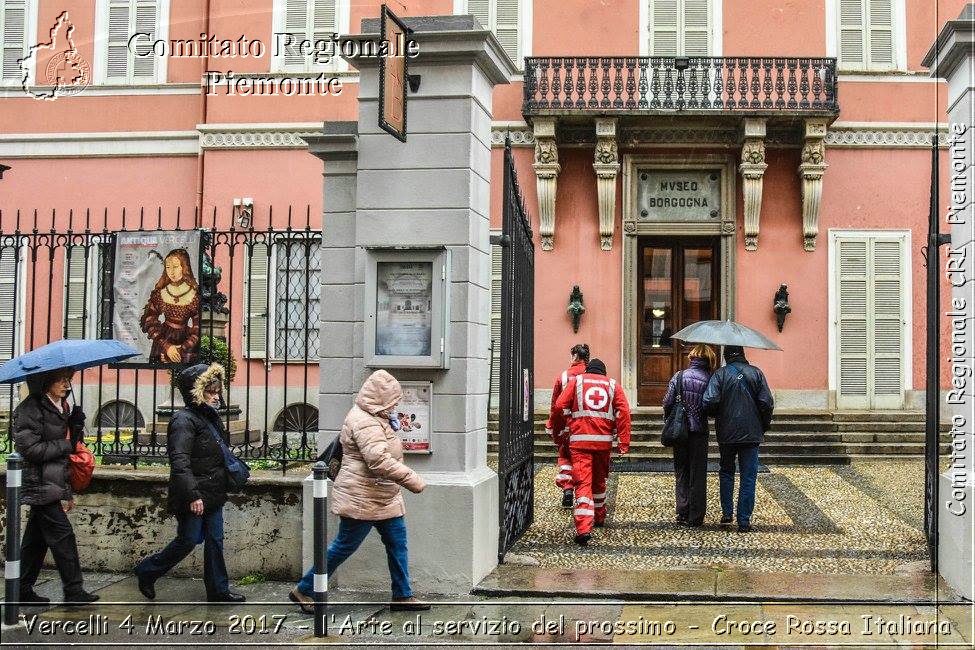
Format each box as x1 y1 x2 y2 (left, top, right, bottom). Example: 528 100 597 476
195 414 251 493
315 436 343 480
661 371 690 448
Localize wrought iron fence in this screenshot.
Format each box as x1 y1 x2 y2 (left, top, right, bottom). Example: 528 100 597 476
523 56 838 115
0 207 322 473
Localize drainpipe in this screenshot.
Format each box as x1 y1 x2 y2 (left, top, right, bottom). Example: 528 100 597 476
195 0 212 225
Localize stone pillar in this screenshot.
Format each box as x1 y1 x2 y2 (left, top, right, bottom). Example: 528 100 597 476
798 118 828 252
593 118 620 251
923 4 975 601
739 118 767 251
533 117 560 250
306 15 516 594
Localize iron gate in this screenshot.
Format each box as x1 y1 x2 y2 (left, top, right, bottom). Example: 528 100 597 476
496 136 535 561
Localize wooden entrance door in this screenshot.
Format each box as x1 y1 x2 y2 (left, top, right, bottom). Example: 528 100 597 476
637 238 720 405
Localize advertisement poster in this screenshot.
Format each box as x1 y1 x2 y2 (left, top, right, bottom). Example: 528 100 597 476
375 261 433 356
113 230 202 367
396 381 431 453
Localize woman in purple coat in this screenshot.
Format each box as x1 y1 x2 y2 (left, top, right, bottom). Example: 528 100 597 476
662 344 716 527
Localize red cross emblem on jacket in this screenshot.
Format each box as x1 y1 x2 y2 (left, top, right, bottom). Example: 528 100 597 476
550 373 632 453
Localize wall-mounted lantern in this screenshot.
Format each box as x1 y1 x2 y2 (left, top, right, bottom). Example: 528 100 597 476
567 285 585 333
773 284 791 332
0 163 10 180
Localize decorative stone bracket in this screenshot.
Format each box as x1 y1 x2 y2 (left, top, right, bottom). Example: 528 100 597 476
799 118 829 251
593 118 620 251
739 118 768 251
532 118 561 251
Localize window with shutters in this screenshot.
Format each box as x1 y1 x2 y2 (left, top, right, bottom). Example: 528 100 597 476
272 0 349 73
244 234 322 361
489 230 501 408
0 244 24 362
1 0 35 85
833 232 909 410
456 0 529 68
835 0 901 71
96 0 169 83
648 0 713 57
63 244 113 341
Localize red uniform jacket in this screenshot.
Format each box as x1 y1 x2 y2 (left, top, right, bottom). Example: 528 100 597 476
544 360 587 438
550 373 632 453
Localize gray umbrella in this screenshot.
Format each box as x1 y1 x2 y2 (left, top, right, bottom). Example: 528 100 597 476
670 319 782 351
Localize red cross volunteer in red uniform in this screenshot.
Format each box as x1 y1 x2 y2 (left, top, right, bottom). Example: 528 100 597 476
545 343 590 509
551 358 631 546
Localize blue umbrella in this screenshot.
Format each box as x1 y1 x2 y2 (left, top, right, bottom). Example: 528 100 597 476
0 339 140 384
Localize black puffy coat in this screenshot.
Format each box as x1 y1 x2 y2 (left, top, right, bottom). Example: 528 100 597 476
167 363 229 515
702 354 774 445
13 393 74 505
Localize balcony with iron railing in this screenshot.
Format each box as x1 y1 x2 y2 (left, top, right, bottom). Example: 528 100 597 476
522 56 839 118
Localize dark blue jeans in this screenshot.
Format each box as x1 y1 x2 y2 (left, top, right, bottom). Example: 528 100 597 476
718 444 760 526
297 516 412 599
135 508 229 598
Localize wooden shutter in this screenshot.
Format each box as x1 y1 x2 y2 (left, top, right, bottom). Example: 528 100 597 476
839 0 865 68
495 0 520 66
0 246 19 361
867 0 894 68
64 246 89 339
836 236 905 409
2 0 26 81
837 239 869 408
489 233 502 406
871 239 903 407
282 0 308 68
682 0 710 56
468 0 490 30
106 0 131 78
132 0 158 78
244 243 270 358
650 0 679 56
312 0 336 52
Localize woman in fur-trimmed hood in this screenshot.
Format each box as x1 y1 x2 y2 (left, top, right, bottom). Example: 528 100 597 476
134 362 245 604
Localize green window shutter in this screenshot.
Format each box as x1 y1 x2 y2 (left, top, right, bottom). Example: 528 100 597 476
867 0 894 68
2 0 26 81
131 0 158 78
871 239 903 404
683 0 710 56
468 0 490 30
650 0 679 56
244 243 270 358
106 0 131 78
490 233 502 405
64 246 89 339
0 246 19 361
837 238 869 408
495 0 520 67
839 0 865 68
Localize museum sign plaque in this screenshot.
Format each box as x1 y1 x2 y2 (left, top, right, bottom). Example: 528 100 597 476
637 170 721 221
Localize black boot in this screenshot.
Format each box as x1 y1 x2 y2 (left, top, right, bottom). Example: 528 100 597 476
208 591 246 603
63 591 100 606
574 532 591 546
18 589 50 605
561 489 574 509
136 571 156 600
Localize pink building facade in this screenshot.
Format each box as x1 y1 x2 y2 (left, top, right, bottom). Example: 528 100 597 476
0 0 962 423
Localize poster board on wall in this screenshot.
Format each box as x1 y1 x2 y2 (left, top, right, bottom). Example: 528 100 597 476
112 230 203 368
396 381 432 454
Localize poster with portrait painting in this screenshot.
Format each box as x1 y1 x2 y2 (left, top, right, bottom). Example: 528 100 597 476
396 381 432 453
112 230 203 367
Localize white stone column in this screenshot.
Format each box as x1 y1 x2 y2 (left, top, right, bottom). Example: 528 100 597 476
923 4 975 602
739 118 767 251
305 15 516 595
533 117 560 250
593 118 620 251
798 118 828 252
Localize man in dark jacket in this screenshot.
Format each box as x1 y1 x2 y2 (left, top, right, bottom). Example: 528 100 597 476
134 363 245 603
14 368 98 604
702 346 774 532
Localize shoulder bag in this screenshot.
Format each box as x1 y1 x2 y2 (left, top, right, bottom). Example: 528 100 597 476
193 413 251 492
661 371 690 447
315 436 343 480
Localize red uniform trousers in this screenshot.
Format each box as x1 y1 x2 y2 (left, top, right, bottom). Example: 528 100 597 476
570 448 611 534
555 443 574 491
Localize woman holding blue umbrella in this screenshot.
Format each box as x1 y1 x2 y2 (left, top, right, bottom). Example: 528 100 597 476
0 338 139 605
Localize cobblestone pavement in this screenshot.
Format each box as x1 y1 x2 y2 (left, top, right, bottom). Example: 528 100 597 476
512 459 929 574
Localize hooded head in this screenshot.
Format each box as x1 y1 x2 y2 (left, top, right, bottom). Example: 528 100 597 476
176 363 225 407
723 345 746 362
585 358 607 376
355 369 402 416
